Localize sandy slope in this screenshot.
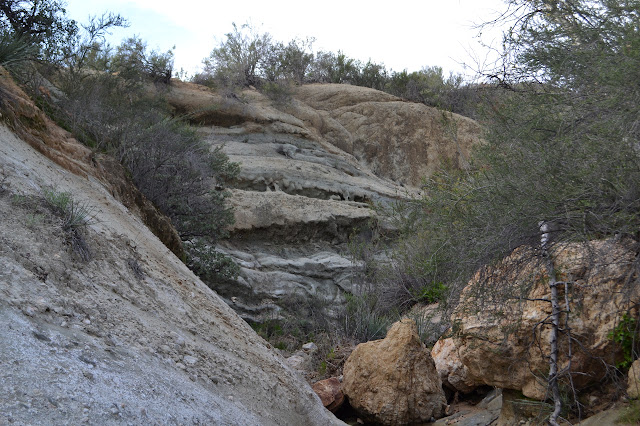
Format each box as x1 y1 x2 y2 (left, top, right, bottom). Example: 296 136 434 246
0 123 343 424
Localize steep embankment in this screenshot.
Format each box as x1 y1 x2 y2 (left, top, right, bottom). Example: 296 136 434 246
0 69 342 425
166 82 481 321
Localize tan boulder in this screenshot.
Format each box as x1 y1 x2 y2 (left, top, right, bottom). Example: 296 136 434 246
312 377 345 413
342 319 447 425
451 239 640 400
628 359 640 399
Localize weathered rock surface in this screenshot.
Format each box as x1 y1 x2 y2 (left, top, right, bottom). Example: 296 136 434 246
433 389 502 426
449 239 640 400
342 319 447 425
165 81 480 321
294 84 481 187
431 337 476 394
628 359 640 399
0 74 342 425
312 377 345 413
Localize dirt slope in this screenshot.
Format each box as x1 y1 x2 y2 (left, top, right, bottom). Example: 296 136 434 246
0 85 342 424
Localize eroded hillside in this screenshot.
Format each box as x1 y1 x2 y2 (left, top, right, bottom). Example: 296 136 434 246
0 69 342 425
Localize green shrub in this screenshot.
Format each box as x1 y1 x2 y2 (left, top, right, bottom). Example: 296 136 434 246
609 313 639 370
617 400 640 424
110 36 173 83
201 22 273 90
42 187 95 232
185 239 239 283
341 293 393 343
0 32 37 68
259 80 293 103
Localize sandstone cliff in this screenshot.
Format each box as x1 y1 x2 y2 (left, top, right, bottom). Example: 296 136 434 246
166 81 481 321
0 70 342 425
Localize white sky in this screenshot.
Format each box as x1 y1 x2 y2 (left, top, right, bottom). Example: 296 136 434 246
64 0 507 80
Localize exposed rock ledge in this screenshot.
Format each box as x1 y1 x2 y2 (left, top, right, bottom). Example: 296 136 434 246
166 81 481 321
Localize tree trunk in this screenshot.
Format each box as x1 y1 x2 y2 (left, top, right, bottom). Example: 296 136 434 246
541 221 562 425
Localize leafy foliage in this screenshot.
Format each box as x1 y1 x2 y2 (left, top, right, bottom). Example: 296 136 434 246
0 31 36 67
0 0 77 59
110 36 173 83
185 239 239 283
609 313 639 370
201 22 273 89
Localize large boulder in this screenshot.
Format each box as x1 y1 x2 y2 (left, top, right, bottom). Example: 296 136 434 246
450 239 640 400
342 319 447 425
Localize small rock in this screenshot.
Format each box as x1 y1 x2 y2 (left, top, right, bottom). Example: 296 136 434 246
285 355 306 370
83 318 91 325
312 377 344 413
171 332 185 347
183 355 198 366
35 297 48 312
176 362 186 370
302 342 318 352
23 306 35 317
32 330 51 342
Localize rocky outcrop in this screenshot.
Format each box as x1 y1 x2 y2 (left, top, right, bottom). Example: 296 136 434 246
166 81 480 321
0 79 342 424
342 319 447 425
448 239 640 400
312 377 345 413
294 84 481 187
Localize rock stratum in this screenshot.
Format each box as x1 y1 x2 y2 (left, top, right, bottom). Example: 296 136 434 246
0 69 342 425
166 81 481 321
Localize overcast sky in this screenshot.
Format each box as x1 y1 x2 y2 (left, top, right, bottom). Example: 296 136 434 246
64 0 508 79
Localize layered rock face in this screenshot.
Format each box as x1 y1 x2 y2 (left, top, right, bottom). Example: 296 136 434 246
438 239 640 400
342 319 447 424
167 82 480 321
0 72 341 425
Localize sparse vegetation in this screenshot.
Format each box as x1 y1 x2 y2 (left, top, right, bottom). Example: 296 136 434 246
617 400 640 424
340 0 640 422
196 22 482 115
42 187 95 260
